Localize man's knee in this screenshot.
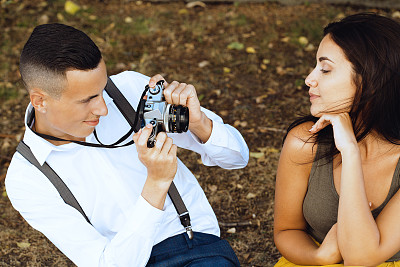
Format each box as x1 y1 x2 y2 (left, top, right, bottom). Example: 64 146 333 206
187 256 238 267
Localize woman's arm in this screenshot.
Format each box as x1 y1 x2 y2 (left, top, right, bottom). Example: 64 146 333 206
311 113 400 265
274 121 342 265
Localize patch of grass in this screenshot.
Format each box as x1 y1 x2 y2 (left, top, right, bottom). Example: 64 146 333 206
0 85 20 102
288 16 323 45
260 26 279 49
230 14 250 27
295 78 304 89
129 16 152 35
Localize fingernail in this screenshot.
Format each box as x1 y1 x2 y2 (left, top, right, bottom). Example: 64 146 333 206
146 124 153 128
138 129 142 133
149 82 155 87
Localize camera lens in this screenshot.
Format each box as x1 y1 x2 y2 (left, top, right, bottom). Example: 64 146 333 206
167 104 189 133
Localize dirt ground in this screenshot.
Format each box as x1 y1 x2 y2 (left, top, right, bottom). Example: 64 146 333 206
0 1 399 266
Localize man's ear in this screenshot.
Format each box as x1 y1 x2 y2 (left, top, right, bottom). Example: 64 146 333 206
30 88 49 114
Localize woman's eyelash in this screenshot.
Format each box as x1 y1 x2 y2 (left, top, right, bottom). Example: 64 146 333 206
320 69 330 73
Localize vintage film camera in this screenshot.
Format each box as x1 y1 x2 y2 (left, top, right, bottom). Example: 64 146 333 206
141 80 189 148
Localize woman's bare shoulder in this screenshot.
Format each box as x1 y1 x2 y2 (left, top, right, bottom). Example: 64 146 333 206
282 121 317 163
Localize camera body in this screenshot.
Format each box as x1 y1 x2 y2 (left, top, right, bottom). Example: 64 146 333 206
141 80 189 147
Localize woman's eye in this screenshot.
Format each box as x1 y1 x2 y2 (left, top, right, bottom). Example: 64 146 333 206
320 69 330 74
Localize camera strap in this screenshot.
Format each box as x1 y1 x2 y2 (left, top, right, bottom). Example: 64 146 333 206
19 77 193 239
28 78 148 148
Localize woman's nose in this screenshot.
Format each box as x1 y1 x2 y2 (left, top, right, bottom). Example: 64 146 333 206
305 73 317 88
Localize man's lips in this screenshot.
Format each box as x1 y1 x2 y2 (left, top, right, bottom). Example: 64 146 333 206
84 119 99 126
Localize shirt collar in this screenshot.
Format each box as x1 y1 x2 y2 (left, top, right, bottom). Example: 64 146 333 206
22 104 77 165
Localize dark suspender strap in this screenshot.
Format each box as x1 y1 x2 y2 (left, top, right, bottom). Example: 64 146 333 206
16 141 91 224
105 78 141 132
168 182 193 239
92 77 145 146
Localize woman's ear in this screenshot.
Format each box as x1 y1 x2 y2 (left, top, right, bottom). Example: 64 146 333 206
30 88 48 113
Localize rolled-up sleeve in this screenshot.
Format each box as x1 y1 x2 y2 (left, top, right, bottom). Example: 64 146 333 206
171 107 249 169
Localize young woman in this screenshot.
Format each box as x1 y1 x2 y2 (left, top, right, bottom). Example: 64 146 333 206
274 13 400 266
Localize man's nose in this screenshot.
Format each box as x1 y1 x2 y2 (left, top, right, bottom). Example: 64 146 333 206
93 96 108 117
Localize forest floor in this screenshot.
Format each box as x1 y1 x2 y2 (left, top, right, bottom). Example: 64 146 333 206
0 1 398 266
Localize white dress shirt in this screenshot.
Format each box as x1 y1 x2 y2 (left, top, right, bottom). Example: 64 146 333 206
5 71 249 267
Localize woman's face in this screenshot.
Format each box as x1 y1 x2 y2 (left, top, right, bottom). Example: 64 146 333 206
305 34 357 117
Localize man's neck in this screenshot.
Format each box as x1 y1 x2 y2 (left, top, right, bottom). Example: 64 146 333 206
32 115 85 146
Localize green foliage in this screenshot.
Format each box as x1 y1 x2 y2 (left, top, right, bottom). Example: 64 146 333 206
288 16 323 45
129 16 152 35
0 85 19 102
295 79 304 89
227 42 244 50
230 14 250 27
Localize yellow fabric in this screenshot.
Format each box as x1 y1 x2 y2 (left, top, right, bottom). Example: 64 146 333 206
274 256 400 267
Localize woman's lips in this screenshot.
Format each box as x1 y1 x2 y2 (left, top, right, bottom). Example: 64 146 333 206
309 92 319 101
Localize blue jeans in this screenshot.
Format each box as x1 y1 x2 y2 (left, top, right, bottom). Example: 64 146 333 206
146 232 241 267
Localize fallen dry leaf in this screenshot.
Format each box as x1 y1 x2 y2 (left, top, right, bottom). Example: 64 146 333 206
17 242 31 249
246 192 257 199
246 47 256 54
64 1 80 15
227 228 236 234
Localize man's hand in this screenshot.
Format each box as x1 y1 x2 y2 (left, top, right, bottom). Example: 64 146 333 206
133 124 177 209
149 74 213 143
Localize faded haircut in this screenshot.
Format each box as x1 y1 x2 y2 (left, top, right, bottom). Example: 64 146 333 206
20 23 102 98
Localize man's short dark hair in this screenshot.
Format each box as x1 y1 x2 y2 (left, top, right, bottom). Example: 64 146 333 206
20 23 102 98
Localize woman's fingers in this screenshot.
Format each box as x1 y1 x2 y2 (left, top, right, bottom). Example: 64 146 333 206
310 114 334 133
309 113 357 152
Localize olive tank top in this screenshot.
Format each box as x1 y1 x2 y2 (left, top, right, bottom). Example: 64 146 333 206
303 143 400 262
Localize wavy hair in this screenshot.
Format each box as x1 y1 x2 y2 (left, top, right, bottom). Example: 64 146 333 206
285 13 400 161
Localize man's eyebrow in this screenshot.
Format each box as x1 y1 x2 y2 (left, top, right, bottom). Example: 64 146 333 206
319 56 335 63
78 84 107 103
78 94 99 103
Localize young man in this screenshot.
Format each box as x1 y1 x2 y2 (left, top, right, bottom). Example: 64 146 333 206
5 23 249 266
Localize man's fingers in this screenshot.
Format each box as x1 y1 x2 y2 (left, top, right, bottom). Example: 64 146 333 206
169 143 177 156
163 81 179 104
137 124 154 148
171 83 186 105
161 137 174 155
154 132 167 151
149 74 166 88
132 128 142 143
179 84 195 106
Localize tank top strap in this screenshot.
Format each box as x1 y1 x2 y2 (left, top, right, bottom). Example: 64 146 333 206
371 156 400 217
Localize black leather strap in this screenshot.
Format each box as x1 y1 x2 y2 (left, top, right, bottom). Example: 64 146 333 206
16 141 91 224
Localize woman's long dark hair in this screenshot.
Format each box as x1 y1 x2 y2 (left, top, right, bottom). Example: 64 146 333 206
285 13 400 162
